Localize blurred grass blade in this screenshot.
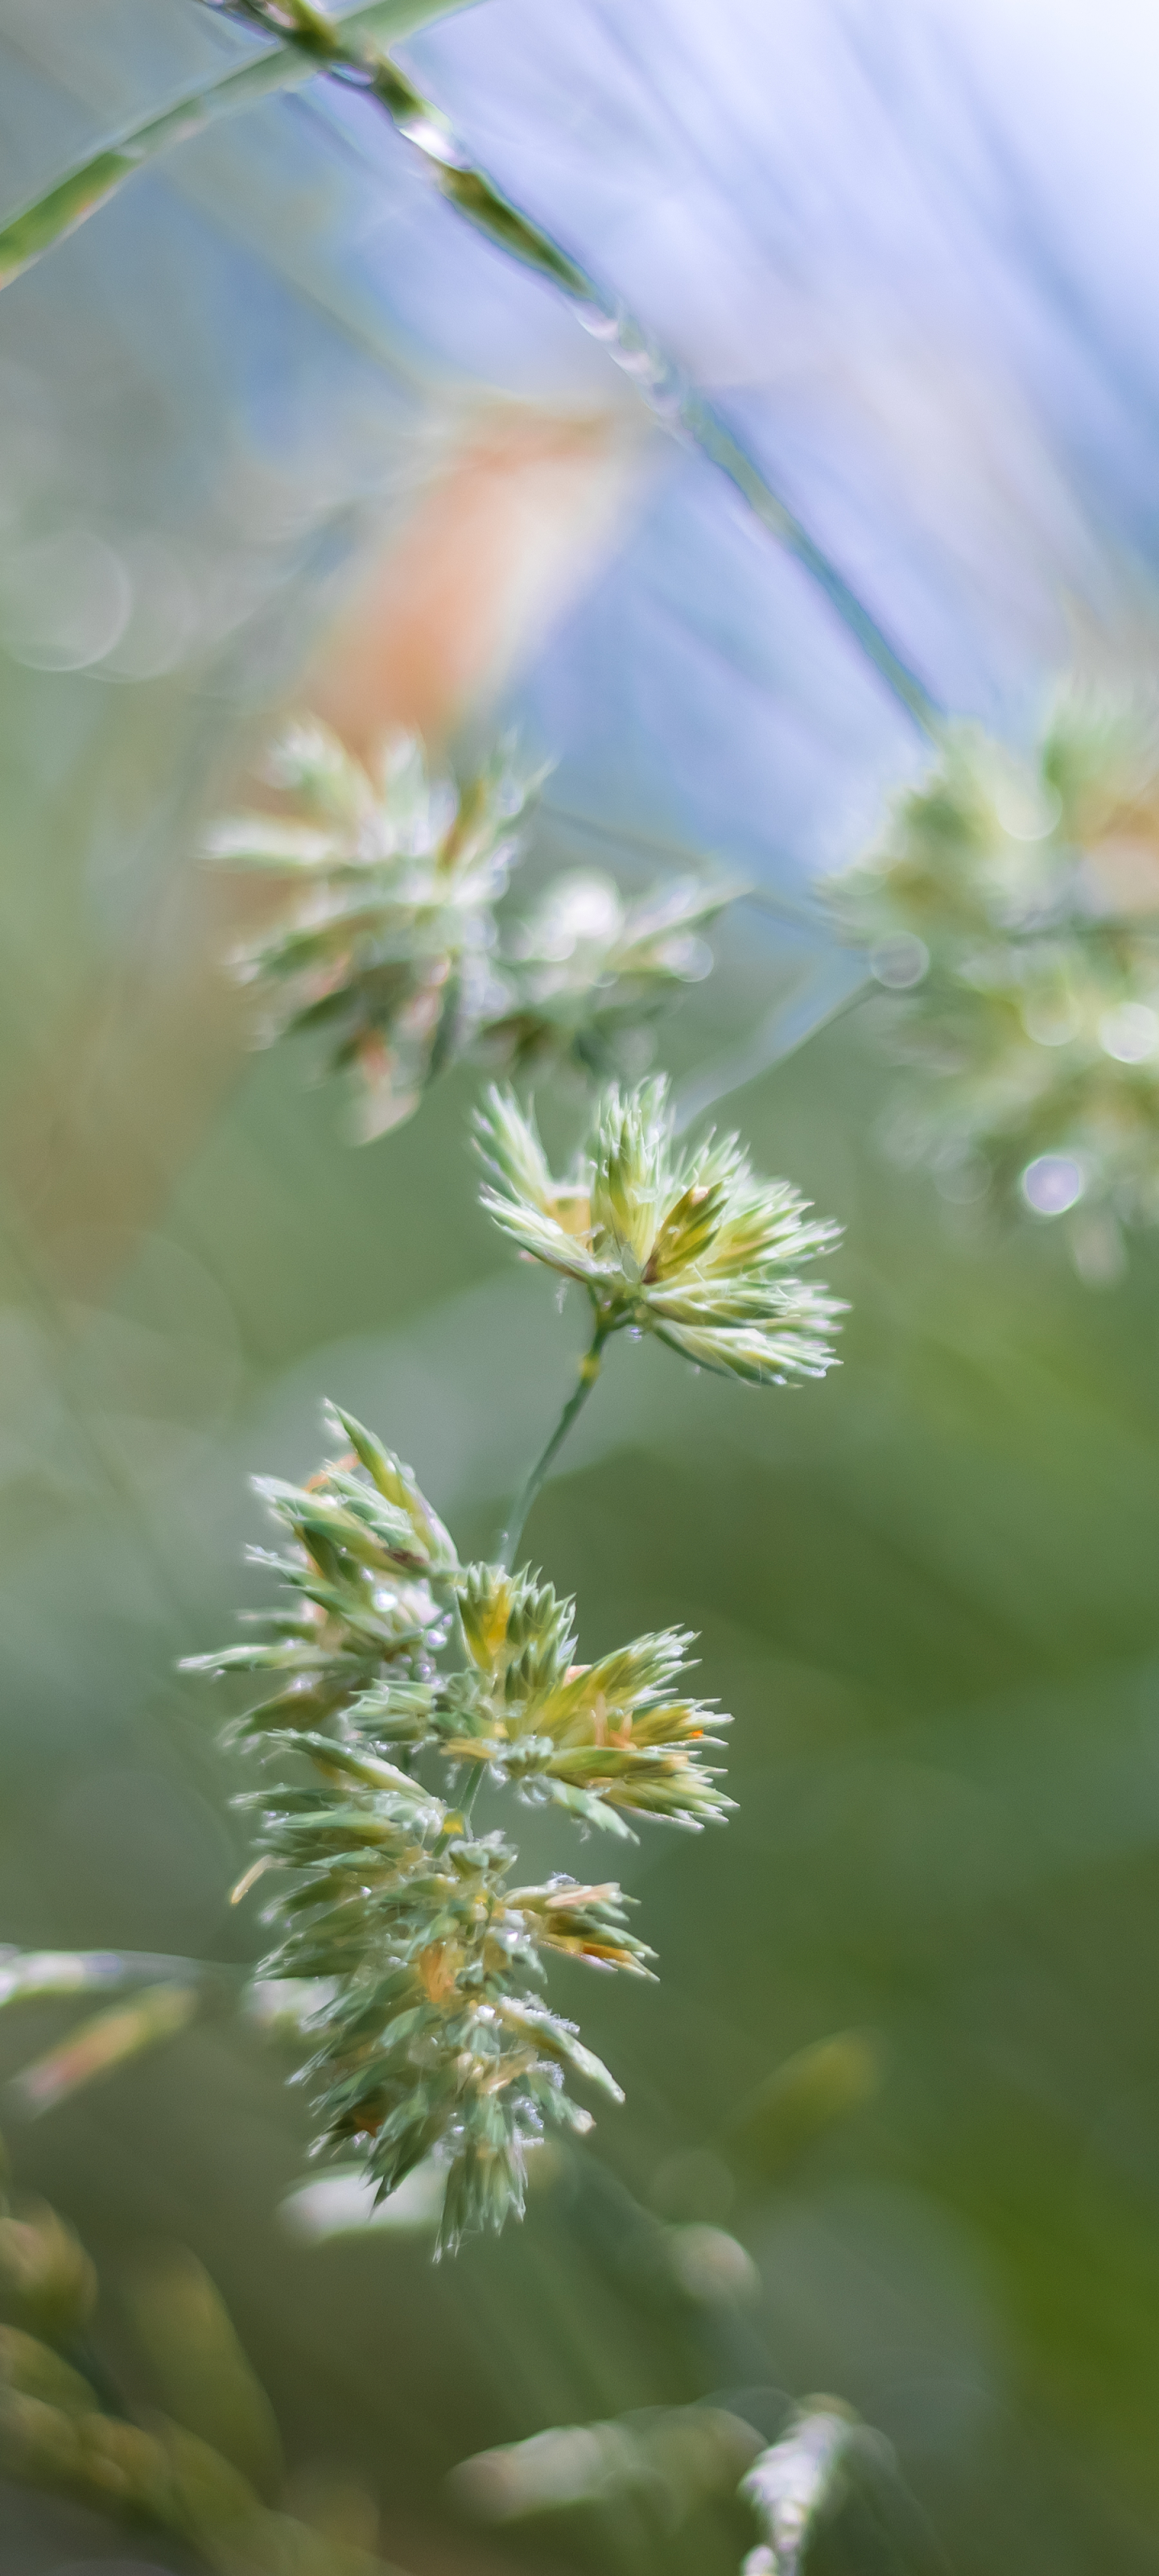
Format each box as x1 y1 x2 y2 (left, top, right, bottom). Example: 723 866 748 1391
126 2246 283 2494
740 2402 943 2576
721 2031 882 2185
452 2405 761 2524
740 2405 860 2574
9 1983 204 2117
0 1948 212 2011
0 2 470 295
673 954 873 1133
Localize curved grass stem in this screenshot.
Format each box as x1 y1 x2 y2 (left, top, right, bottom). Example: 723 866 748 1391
499 1315 611 1571
0 2 466 296
0 51 314 293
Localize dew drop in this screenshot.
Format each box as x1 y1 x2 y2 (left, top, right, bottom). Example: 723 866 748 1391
870 934 929 989
1021 1154 1085 1216
1099 1001 1159 1064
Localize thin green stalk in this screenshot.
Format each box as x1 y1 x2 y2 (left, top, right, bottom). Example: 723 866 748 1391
499 1315 610 1571
0 52 311 292
447 1329 606 1827
445 1323 608 1831
281 0 938 730
322 2 938 735
448 1756 488 1835
0 1 468 294
684 394 939 735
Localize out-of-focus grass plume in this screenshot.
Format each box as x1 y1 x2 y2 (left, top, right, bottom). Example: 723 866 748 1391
210 714 738 1136
209 717 546 1140
829 669 1159 1271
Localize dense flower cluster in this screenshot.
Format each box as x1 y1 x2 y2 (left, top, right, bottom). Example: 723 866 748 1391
827 683 1159 1261
208 720 738 1137
185 1408 729 2252
448 1564 731 1832
476 1078 843 1384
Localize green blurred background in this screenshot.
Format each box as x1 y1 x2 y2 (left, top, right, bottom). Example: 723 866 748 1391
6 8 1159 2573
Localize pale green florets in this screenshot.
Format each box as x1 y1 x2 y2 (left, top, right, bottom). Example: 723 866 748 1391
475 1077 843 1384
184 1409 729 2253
448 1562 731 1834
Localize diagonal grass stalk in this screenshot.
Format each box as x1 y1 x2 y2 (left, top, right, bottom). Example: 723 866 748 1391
200 4 941 729
1 0 940 733
672 950 875 1133
0 52 312 293
499 1314 612 1570
0 1 467 293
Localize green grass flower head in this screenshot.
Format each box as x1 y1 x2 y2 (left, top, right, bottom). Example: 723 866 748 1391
184 1407 733 2252
475 1076 843 1385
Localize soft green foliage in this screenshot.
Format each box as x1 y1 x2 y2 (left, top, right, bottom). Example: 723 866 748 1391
211 721 736 1134
0 2196 97 2347
0 2156 390 2575
827 681 1159 1255
476 1077 843 1384
186 1409 732 2252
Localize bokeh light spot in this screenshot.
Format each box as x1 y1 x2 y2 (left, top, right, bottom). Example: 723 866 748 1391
1020 1154 1086 1216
